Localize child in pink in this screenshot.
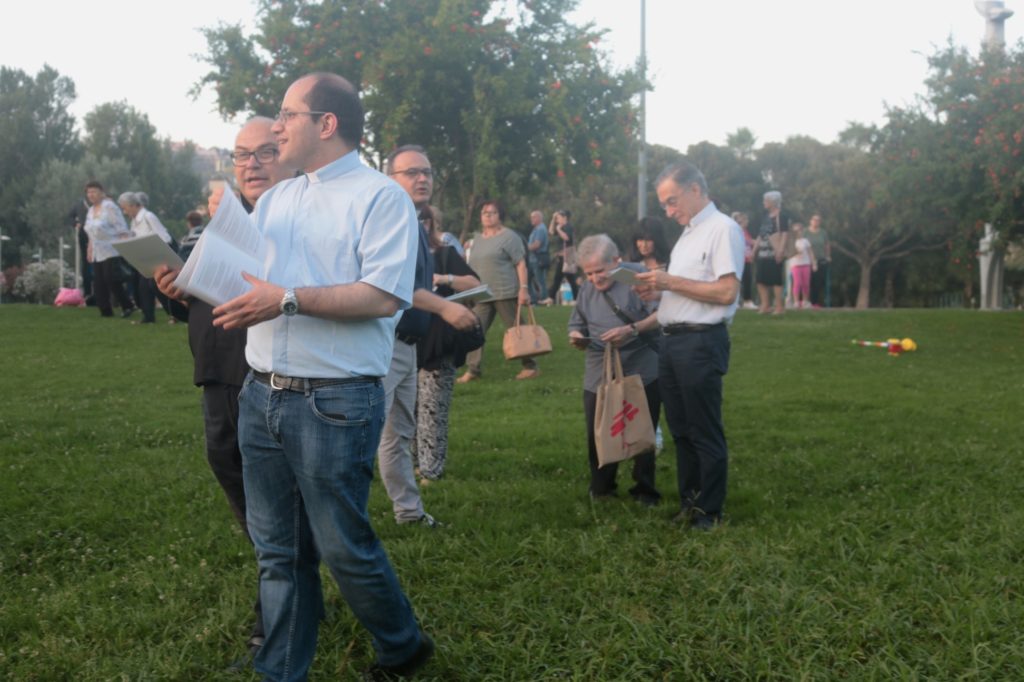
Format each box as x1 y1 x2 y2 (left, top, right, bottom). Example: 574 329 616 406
790 223 816 308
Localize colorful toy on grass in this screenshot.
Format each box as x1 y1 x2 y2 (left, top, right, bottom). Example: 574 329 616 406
851 338 918 356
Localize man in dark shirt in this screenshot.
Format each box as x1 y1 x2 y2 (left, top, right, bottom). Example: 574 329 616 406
154 116 293 659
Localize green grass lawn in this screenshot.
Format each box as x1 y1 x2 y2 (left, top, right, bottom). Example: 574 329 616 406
1 304 1022 680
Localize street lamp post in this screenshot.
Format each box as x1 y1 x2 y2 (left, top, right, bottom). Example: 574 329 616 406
637 0 648 220
0 229 9 304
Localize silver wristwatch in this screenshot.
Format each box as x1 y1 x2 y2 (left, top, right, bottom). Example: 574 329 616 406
280 288 299 316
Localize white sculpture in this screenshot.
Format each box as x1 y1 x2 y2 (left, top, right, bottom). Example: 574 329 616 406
978 223 1005 309
975 1 1015 48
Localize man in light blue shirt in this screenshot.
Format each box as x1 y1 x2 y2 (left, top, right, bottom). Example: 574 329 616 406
526 209 550 304
212 72 434 681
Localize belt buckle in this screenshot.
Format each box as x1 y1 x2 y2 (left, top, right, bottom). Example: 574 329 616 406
269 372 287 391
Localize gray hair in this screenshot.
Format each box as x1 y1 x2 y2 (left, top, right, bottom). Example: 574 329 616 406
763 191 782 208
117 192 141 206
577 234 619 266
655 161 708 195
136 191 149 207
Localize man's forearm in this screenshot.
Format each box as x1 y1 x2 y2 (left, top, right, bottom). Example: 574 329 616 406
298 281 402 321
665 275 739 306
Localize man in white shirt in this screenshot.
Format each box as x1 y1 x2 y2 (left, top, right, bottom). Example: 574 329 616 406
636 161 745 530
210 72 433 681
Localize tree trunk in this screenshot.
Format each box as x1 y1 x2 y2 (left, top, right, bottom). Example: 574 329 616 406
856 260 873 309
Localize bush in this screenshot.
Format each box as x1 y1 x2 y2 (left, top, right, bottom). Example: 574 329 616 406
10 259 73 303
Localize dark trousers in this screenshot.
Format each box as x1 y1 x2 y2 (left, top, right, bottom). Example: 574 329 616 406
741 261 754 302
810 260 830 307
92 258 134 316
136 275 158 323
202 383 263 641
659 326 730 518
548 257 579 300
583 380 661 501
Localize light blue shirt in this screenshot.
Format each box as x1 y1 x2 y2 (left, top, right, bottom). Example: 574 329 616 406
246 150 418 378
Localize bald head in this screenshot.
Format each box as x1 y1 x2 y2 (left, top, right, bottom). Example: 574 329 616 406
234 116 291 205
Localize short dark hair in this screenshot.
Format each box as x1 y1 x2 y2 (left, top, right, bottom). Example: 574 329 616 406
480 199 505 221
629 216 672 263
385 144 428 173
186 211 204 228
303 72 364 147
655 161 708 195
85 180 104 192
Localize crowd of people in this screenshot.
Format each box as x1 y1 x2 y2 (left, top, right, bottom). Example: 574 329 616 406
62 70 840 680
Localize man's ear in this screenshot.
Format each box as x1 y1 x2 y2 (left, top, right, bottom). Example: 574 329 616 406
319 113 339 140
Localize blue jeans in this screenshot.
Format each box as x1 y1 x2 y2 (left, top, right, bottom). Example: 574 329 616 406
527 257 549 304
238 373 422 681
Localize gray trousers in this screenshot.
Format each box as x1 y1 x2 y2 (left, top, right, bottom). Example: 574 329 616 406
465 298 538 377
377 340 425 522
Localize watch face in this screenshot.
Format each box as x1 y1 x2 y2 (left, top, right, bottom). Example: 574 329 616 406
281 290 298 316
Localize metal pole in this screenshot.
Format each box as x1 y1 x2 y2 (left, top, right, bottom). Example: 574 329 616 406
637 0 647 220
59 236 65 292
74 227 81 292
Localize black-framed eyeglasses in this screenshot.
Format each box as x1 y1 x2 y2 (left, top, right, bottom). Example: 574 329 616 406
276 109 330 123
229 146 280 166
389 168 434 180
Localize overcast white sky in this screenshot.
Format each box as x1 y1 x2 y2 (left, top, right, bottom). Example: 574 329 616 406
1 1 1016 151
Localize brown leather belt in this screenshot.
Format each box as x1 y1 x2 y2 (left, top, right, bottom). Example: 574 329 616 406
252 371 380 392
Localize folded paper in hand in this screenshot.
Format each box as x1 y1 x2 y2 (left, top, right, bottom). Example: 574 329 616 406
172 189 263 307
112 234 184 278
445 284 493 304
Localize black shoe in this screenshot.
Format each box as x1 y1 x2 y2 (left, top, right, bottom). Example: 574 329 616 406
121 307 137 318
689 513 720 531
363 633 434 680
225 638 262 674
631 493 661 508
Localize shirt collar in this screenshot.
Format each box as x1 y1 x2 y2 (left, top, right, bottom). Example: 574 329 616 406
305 149 361 185
685 201 717 233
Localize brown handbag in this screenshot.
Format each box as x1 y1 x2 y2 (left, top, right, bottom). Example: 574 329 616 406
502 303 552 360
594 345 656 467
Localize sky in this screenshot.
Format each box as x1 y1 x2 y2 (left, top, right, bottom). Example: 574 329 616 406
1 1 1018 152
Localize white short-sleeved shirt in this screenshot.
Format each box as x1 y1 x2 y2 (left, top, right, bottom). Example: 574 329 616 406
657 201 746 326
245 150 418 379
131 209 173 245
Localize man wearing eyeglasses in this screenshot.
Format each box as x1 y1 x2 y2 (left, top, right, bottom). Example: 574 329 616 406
154 115 293 665
635 161 745 532
208 73 433 681
374 144 478 528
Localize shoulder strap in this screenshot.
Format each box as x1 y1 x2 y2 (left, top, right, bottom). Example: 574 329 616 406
600 288 659 352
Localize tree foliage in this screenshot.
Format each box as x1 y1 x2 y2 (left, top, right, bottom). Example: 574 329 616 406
0 65 80 255
83 102 203 224
196 0 643 236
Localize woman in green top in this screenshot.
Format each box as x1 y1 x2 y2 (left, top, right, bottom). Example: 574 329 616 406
806 213 831 307
458 199 539 382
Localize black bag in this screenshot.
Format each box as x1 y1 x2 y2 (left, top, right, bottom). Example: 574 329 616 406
417 247 485 370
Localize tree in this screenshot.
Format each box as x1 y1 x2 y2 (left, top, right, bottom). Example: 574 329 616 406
82 103 203 224
0 65 80 265
726 127 757 160
195 0 642 237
